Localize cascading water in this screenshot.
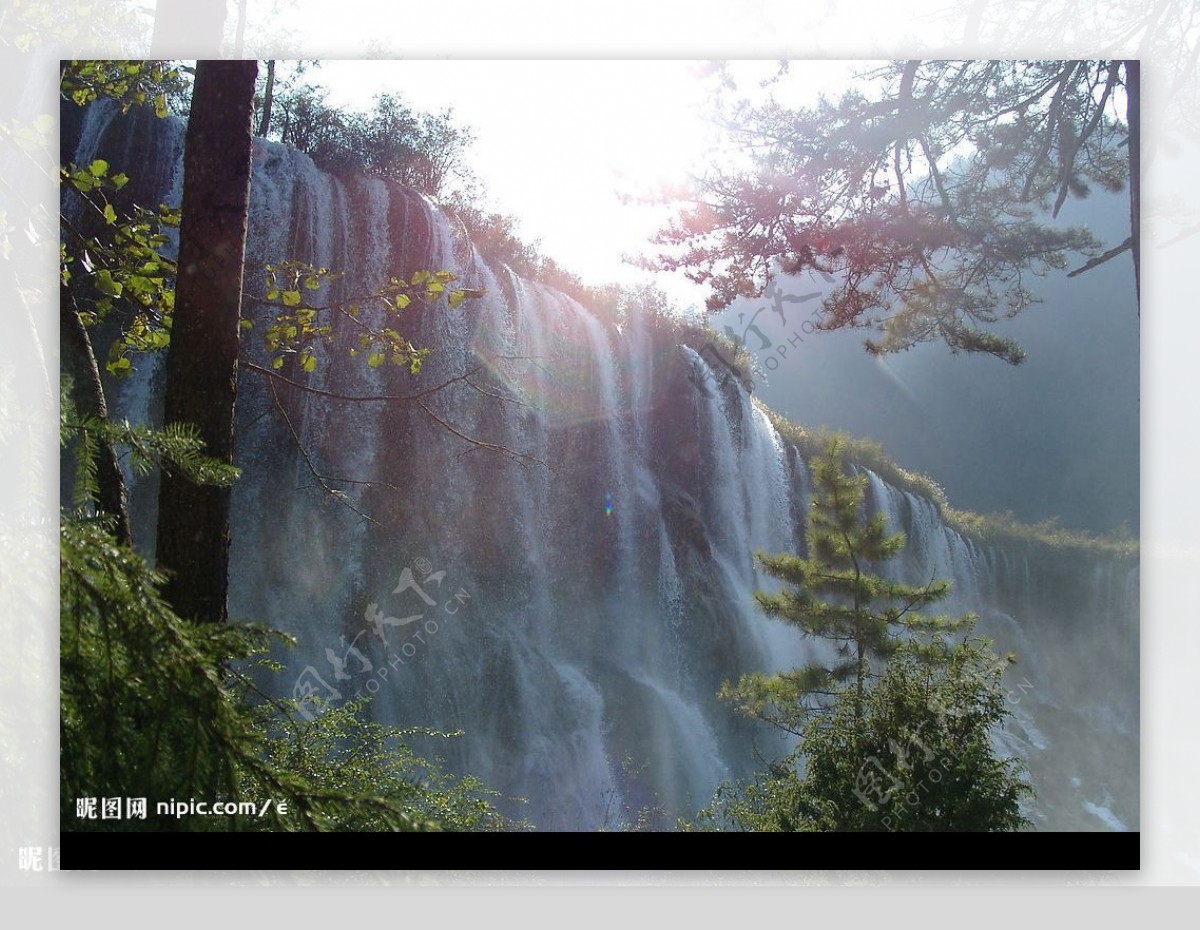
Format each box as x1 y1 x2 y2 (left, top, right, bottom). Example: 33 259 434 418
67 104 1139 831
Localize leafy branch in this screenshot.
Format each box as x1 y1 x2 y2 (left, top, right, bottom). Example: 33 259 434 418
61 381 239 518
247 260 483 375
60 60 183 117
61 157 181 377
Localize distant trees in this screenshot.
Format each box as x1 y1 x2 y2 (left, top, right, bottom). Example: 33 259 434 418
247 64 606 296
242 62 630 310
256 69 475 201
650 60 1137 364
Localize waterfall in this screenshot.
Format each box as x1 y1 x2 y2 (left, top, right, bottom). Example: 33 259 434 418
67 105 1139 832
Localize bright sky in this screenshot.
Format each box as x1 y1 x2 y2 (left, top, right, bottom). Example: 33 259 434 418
311 59 863 308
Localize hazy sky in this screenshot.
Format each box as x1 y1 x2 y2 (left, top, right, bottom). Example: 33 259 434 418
309 59 862 305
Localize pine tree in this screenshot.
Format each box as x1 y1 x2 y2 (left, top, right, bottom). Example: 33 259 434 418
699 437 1033 831
649 60 1137 361
722 436 965 731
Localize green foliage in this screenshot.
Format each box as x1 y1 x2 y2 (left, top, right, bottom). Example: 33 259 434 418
60 156 180 377
262 73 476 200
245 697 523 832
649 60 1133 363
61 514 287 831
693 632 1033 832
61 378 239 515
596 754 670 832
697 436 1033 832
61 515 522 831
58 61 514 833
765 411 1138 559
60 60 183 116
61 64 483 383
722 437 965 728
251 261 483 376
677 321 759 393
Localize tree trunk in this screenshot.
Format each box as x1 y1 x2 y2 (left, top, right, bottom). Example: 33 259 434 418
155 60 257 623
61 291 133 546
151 0 228 57
259 59 276 138
1124 59 1140 311
233 0 248 57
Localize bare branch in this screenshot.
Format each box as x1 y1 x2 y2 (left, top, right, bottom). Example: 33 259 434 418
242 360 486 403
1067 236 1132 277
415 399 546 469
264 376 383 526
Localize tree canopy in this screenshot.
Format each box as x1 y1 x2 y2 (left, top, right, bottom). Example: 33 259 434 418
650 60 1137 365
697 631 1033 832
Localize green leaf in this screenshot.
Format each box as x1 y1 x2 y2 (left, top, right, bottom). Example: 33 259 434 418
299 352 318 373
272 356 285 370
394 294 410 310
367 352 385 369
95 269 122 297
282 290 301 307
105 356 132 377
239 320 254 331
103 203 117 225
448 290 466 310
89 159 109 177
154 94 168 119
